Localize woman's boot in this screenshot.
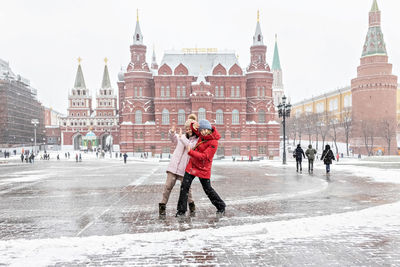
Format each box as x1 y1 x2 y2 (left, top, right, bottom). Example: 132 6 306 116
189 202 196 216
159 203 166 216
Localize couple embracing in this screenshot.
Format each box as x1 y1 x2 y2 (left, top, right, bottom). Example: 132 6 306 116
159 114 226 217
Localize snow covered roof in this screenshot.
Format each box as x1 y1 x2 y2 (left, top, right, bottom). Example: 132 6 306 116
160 51 239 76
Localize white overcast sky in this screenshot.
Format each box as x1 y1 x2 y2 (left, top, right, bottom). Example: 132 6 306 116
1 0 399 114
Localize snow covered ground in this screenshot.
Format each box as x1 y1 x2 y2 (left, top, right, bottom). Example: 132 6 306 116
0 155 400 265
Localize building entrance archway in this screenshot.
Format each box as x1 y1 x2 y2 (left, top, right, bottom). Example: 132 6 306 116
73 134 82 150
101 134 113 151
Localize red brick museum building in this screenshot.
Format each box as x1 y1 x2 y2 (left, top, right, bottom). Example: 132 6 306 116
117 15 280 157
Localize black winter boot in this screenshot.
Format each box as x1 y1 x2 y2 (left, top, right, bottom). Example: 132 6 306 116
189 202 196 216
159 203 166 216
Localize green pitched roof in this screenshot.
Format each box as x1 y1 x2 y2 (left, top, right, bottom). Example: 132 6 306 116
74 64 86 89
371 0 379 12
271 36 281 71
101 64 111 89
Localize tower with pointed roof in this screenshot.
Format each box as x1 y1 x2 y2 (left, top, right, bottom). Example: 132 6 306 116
351 0 398 154
272 34 284 108
95 58 118 118
118 9 155 154
151 46 158 70
67 59 92 118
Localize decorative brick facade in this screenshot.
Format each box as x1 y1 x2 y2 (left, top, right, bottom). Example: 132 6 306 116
60 60 119 151
118 15 280 157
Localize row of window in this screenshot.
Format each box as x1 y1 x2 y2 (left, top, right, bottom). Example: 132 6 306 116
134 85 272 99
100 89 113 96
133 109 267 125
72 89 87 96
99 101 113 106
72 100 86 107
306 95 352 114
63 120 115 126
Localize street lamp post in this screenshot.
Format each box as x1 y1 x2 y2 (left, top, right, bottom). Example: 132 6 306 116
277 95 292 165
31 119 39 155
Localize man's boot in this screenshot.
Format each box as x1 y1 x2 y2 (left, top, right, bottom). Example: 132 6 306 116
159 203 166 216
189 202 196 217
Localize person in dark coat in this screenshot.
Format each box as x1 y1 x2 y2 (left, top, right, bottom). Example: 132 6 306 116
176 119 225 217
305 144 317 173
321 144 335 173
294 144 305 173
123 153 128 164
20 153 24 163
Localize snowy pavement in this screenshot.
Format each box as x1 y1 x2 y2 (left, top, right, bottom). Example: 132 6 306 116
0 155 400 266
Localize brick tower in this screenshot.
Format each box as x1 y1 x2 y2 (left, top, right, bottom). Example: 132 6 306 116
118 10 155 153
351 0 398 155
245 10 279 157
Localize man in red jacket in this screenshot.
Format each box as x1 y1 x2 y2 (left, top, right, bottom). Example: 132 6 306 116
176 119 226 217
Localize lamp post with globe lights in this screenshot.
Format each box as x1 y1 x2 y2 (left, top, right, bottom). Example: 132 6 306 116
277 95 292 165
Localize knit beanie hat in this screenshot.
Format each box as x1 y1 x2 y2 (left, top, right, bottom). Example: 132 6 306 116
184 113 197 127
199 119 212 130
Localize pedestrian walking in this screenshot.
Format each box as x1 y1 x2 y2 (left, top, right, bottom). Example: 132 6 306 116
79 153 82 162
293 144 305 173
68 152 70 159
176 119 225 217
75 154 78 162
305 144 317 173
20 153 24 163
321 144 335 173
57 154 60 160
159 114 199 217
123 153 128 163
336 152 340 162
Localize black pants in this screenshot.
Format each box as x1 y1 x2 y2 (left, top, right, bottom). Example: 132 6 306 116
177 172 225 214
296 159 302 171
308 159 314 172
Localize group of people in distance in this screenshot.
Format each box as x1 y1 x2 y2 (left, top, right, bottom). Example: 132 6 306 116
293 143 336 174
158 114 225 218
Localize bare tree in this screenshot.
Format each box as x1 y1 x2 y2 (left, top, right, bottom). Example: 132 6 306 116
318 113 330 151
361 120 377 156
312 113 320 150
297 115 304 145
381 117 397 155
341 107 352 156
328 112 339 155
303 113 314 144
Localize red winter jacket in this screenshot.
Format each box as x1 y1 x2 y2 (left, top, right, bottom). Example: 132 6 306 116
185 123 221 179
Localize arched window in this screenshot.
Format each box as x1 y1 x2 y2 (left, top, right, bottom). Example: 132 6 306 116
166 86 170 97
178 109 185 125
135 110 142 124
139 87 143 97
231 86 235 97
136 34 140 41
258 35 261 42
134 87 137 97
198 108 206 121
257 87 260 97
258 109 266 123
216 109 223 125
182 86 186 97
232 109 239 125
215 86 219 97
162 109 169 125
177 86 180 98
236 86 240 97
161 86 165 97
220 86 224 97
